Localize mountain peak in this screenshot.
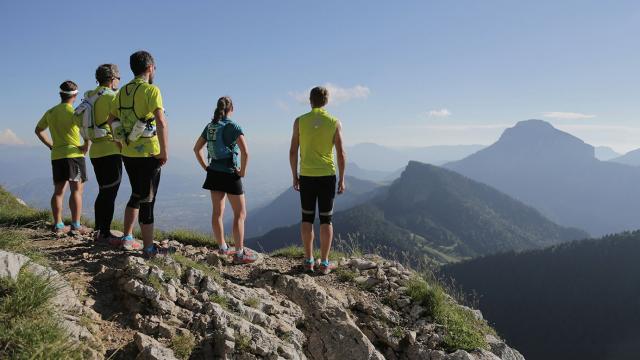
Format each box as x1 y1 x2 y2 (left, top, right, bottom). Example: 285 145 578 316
490 120 595 163
513 119 555 128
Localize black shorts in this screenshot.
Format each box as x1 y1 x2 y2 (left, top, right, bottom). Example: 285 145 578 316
203 169 243 195
51 157 87 183
299 175 336 224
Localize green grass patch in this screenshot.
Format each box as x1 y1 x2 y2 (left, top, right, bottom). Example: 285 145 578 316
147 274 166 295
209 294 229 309
270 245 348 261
0 187 49 227
335 267 358 283
147 257 181 280
166 229 214 247
235 331 251 352
0 229 50 266
0 269 82 359
244 296 260 309
170 332 196 360
392 326 404 339
406 275 492 351
172 253 222 283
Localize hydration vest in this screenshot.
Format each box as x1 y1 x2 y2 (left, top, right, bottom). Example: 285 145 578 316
206 119 236 164
118 82 156 143
75 88 115 140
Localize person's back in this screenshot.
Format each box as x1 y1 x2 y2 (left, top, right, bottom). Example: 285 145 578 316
298 107 338 177
86 64 127 246
289 86 346 275
35 81 90 235
107 50 171 257
41 102 83 161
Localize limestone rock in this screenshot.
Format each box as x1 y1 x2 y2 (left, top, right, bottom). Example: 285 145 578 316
134 332 178 360
0 250 29 280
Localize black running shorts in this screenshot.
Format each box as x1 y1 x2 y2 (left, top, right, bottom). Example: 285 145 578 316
202 169 244 195
51 157 87 183
299 175 336 224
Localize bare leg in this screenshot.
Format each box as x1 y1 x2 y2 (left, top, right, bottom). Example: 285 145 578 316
51 182 68 224
227 194 247 249
301 222 314 259
124 207 138 235
211 191 226 247
68 181 84 223
319 224 333 261
140 223 154 248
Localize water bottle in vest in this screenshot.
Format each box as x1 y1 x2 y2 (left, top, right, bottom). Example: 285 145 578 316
206 120 234 162
93 126 108 139
127 119 147 142
111 120 126 143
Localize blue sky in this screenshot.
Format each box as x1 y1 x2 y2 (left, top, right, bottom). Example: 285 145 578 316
1 0 639 154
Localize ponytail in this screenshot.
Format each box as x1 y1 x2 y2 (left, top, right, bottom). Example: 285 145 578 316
212 96 234 123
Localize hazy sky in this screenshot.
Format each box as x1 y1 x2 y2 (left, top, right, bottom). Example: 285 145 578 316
1 0 639 154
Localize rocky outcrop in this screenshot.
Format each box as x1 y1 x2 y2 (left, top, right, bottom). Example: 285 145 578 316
105 242 524 360
0 250 104 358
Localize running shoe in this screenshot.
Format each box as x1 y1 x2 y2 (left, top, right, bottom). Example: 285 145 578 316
143 244 177 259
70 224 92 236
94 232 121 247
318 260 337 275
218 245 235 256
303 258 315 272
232 249 258 265
116 235 143 251
52 224 70 235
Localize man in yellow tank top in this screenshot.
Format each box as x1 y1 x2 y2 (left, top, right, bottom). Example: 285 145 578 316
289 86 347 275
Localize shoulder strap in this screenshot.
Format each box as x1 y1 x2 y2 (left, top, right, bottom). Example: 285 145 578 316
119 82 143 119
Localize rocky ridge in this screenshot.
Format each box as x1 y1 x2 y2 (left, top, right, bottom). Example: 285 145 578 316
0 228 524 360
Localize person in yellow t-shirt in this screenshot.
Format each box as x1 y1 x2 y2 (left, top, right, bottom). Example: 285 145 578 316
35 81 91 235
85 64 137 248
106 50 172 257
289 86 347 275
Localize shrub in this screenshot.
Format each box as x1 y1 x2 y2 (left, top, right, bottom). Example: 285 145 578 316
170 332 196 360
406 275 491 351
209 294 229 309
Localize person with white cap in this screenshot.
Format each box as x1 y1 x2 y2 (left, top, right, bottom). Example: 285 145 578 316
35 80 91 235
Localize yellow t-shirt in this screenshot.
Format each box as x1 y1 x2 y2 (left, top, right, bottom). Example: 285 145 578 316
298 107 337 176
87 86 120 159
110 77 163 158
36 103 84 160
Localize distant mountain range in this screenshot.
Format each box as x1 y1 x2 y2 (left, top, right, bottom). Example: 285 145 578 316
594 146 621 161
248 161 586 265
443 230 640 360
610 148 640 166
346 143 485 171
446 119 640 236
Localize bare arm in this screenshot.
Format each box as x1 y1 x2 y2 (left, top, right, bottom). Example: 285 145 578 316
154 108 169 166
35 126 52 150
334 121 346 194
289 118 300 191
236 135 249 177
193 136 208 171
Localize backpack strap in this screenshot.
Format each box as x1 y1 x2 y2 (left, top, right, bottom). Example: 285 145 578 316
93 88 115 129
119 82 143 120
